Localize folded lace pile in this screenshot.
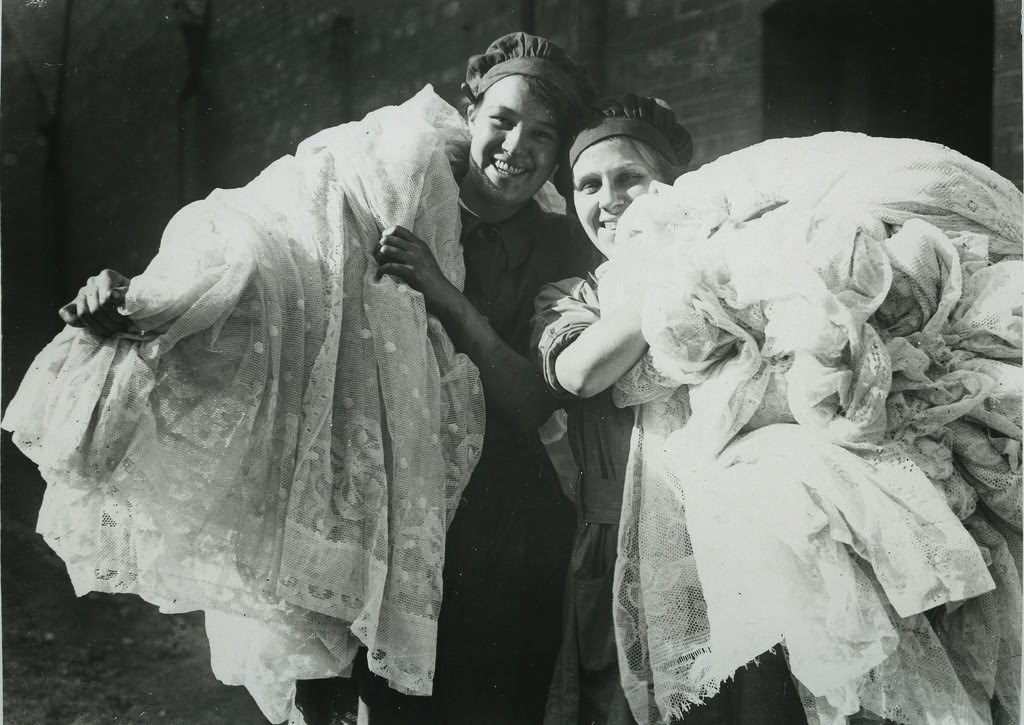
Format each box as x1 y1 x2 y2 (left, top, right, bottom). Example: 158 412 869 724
603 132 1022 725
3 87 485 722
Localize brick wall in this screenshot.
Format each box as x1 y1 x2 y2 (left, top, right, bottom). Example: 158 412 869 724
1 0 1020 402
1 15 63 403
56 2 185 280
197 1 535 192
196 0 352 191
554 0 1019 174
2 1 185 403
597 0 770 166
343 1 526 118
993 0 1022 186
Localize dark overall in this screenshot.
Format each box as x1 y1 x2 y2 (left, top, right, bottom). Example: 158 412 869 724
533 276 808 725
296 201 590 725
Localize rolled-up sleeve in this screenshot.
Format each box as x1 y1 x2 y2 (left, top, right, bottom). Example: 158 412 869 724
531 277 602 398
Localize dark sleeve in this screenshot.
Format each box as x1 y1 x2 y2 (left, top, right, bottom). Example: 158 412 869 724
530 277 601 398
560 215 601 279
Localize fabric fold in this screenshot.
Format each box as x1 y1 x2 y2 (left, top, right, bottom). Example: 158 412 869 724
3 86 485 723
603 132 1022 725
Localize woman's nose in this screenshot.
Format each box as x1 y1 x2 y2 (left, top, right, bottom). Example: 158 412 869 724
598 183 624 212
501 124 525 156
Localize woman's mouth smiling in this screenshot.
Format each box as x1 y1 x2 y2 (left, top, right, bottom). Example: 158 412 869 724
595 217 620 248
493 158 528 177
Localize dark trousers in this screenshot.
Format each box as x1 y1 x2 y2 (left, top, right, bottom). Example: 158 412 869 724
674 647 807 725
295 646 809 725
296 446 575 725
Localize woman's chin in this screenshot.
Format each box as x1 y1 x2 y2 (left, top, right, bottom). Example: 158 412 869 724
463 162 538 211
596 227 618 255
484 166 543 201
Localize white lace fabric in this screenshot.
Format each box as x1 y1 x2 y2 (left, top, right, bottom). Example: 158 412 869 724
3 87 485 723
602 132 1022 724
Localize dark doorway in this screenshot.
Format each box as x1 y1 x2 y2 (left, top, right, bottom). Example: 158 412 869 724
763 0 994 165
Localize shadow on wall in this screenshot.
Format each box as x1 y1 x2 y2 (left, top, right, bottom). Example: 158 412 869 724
0 3 528 721
762 0 994 165
0 0 1019 720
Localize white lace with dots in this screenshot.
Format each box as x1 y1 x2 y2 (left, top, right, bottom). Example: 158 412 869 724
3 87 485 723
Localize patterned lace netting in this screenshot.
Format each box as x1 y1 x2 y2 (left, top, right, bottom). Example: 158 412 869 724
598 132 1022 725
3 87 486 723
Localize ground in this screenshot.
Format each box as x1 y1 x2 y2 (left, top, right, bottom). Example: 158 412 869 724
2 438 272 724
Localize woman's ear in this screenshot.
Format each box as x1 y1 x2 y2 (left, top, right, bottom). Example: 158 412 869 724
552 162 573 204
462 82 478 124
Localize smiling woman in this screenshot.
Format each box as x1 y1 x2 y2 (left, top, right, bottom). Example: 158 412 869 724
5 87 487 724
571 137 661 256
535 96 1023 725
459 75 562 218
311 32 598 725
534 97 802 725
5 30 596 725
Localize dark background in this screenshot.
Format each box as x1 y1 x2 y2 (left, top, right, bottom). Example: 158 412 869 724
2 0 1021 722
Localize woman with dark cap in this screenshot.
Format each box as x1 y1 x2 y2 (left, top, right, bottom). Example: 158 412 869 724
293 32 598 725
532 95 807 725
49 30 595 725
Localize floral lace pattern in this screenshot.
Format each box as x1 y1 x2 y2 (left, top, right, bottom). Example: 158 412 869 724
3 87 485 723
603 133 1022 724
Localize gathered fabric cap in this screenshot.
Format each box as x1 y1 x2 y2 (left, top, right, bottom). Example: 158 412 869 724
569 93 693 169
462 32 595 113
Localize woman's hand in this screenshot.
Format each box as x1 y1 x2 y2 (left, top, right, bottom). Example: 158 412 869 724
58 269 133 337
375 225 560 431
374 225 462 318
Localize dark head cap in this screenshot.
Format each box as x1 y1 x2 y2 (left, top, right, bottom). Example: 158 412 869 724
569 93 693 169
463 32 596 134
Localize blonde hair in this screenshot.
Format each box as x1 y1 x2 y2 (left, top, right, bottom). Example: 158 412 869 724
618 136 687 184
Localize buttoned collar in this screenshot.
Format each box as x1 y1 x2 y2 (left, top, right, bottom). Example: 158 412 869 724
460 199 544 270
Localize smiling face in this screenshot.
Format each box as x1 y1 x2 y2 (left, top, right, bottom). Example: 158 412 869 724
461 75 562 221
572 136 660 257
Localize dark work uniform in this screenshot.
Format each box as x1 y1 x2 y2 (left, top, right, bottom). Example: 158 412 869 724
295 200 590 725
533 277 808 725
430 201 589 724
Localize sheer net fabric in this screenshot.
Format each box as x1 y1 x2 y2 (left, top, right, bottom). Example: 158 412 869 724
3 87 485 722
599 132 1022 724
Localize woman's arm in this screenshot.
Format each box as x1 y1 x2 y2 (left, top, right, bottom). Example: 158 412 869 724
553 304 648 398
438 293 563 429
376 225 561 432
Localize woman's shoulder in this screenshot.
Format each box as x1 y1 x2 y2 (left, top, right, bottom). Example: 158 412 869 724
518 202 597 274
534 274 599 313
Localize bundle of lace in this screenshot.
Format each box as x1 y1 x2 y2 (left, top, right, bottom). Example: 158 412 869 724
601 132 1022 725
2 86 485 723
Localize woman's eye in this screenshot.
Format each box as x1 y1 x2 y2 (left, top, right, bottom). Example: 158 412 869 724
490 116 512 129
576 181 599 194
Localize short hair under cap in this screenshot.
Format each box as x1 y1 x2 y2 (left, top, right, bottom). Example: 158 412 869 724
462 32 596 114
569 93 693 169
